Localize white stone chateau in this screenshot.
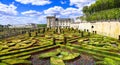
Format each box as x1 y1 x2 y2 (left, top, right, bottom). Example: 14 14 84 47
46 16 74 28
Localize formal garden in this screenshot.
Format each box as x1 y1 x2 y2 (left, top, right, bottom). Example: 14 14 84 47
0 0 120 64
0 27 120 65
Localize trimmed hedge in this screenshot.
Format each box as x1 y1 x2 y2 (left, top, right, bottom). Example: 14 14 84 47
69 44 120 61
0 45 59 60
2 59 31 65
50 56 65 65
39 49 60 58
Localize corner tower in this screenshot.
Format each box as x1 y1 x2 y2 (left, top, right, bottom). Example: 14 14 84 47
46 16 56 28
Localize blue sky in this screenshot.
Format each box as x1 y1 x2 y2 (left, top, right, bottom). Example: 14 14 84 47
0 0 96 25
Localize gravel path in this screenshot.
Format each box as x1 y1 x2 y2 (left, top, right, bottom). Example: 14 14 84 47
65 54 95 65
30 48 95 65
31 54 50 65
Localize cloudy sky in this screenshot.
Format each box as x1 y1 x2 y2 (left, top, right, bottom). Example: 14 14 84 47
0 0 96 25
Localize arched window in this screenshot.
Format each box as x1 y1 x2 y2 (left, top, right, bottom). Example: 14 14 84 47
91 26 94 28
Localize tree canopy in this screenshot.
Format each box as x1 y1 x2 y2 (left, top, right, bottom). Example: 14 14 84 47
82 0 120 22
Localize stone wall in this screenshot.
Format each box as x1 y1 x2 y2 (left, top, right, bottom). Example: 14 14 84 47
70 23 80 29
78 21 120 39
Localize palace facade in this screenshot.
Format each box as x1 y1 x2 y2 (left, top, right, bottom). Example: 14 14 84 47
46 16 74 28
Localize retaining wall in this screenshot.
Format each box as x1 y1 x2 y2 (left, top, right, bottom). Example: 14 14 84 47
78 21 120 39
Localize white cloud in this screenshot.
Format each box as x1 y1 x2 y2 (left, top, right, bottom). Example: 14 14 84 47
0 2 44 25
44 6 64 15
0 2 45 25
70 0 96 8
0 14 45 25
15 0 51 6
21 10 42 17
61 8 81 15
44 6 82 18
0 2 18 15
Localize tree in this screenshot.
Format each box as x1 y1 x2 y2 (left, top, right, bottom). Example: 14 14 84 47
81 0 120 22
